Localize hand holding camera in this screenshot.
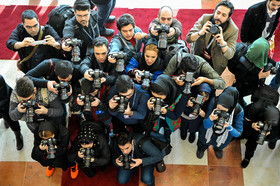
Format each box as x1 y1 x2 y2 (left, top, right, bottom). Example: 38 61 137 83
34 104 48 115
109 52 127 72
17 102 27 113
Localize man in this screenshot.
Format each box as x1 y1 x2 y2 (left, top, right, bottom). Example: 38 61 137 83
62 0 99 64
6 10 62 73
108 75 149 134
149 6 182 46
109 14 149 66
111 132 164 185
241 0 280 43
9 77 64 133
186 0 238 75
80 36 117 86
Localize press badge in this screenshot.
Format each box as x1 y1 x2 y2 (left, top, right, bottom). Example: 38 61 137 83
124 114 130 119
96 110 104 115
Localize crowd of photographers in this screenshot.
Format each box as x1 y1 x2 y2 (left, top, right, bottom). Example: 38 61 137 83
2 0 280 185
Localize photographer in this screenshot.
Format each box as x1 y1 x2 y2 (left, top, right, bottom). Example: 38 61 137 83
9 77 64 133
147 74 188 142
109 14 149 65
126 38 165 84
6 10 63 73
196 87 243 159
186 0 238 75
108 75 149 134
111 132 164 185
149 6 182 46
31 120 73 176
62 0 99 63
68 121 111 178
80 37 117 86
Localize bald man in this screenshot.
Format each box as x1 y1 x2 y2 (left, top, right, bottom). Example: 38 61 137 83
149 6 182 45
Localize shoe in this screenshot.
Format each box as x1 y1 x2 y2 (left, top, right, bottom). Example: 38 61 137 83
70 163 79 179
268 141 277 150
214 150 223 159
196 149 204 159
106 15 116 23
46 166 55 177
4 121 9 129
14 130 23 150
180 132 187 140
155 160 166 173
241 159 250 168
100 28 115 36
188 133 196 143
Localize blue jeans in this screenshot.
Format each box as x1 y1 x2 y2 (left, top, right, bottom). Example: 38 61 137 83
94 0 116 33
269 67 280 91
117 164 155 185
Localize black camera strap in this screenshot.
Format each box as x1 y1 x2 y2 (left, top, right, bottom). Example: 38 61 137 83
113 35 136 55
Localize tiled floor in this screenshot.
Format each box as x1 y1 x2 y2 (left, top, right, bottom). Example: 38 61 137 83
1 0 280 186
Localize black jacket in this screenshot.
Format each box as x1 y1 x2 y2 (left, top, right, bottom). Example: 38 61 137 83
0 75 12 111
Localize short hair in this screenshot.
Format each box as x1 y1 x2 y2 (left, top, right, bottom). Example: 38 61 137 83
91 36 109 49
145 44 159 55
158 6 173 17
215 0 234 17
74 0 90 11
116 14 135 31
15 77 34 98
81 78 94 94
116 75 134 93
117 132 132 146
179 54 199 73
55 60 73 79
21 10 38 23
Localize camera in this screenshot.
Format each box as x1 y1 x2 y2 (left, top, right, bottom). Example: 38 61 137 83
79 94 96 112
119 154 133 170
53 81 70 100
191 94 204 116
150 98 165 116
154 24 170 49
263 63 277 74
80 147 94 168
88 69 107 90
21 100 38 123
137 71 153 90
256 122 272 145
41 138 57 159
109 52 127 72
65 38 82 63
179 72 194 95
208 24 220 35
213 110 230 131
114 96 129 113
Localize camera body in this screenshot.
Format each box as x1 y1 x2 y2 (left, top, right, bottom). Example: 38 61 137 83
213 110 230 130
119 154 133 170
110 52 127 72
88 69 107 90
41 138 57 159
208 24 220 35
154 24 170 49
179 72 194 95
256 122 272 145
137 71 153 90
80 147 94 168
65 38 82 63
150 98 165 116
79 94 96 112
263 63 277 74
21 100 38 123
191 94 204 116
114 96 129 113
53 81 70 100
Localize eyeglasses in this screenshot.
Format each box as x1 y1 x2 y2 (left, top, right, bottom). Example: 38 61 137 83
25 23 39 29
160 17 172 21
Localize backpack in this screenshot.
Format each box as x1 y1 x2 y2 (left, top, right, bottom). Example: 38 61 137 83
47 5 75 37
251 85 279 106
164 40 190 67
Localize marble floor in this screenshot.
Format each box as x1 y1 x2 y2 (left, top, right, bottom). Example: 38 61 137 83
0 0 280 186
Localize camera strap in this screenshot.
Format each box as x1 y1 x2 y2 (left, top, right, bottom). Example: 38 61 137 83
113 35 136 55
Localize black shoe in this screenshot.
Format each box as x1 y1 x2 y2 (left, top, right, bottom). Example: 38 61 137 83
4 121 9 129
196 149 204 159
268 141 277 150
155 160 166 173
180 132 187 140
241 159 250 168
188 133 196 143
214 150 223 159
100 28 115 36
106 15 116 23
14 130 23 150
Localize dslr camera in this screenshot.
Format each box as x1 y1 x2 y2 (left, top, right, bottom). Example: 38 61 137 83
191 94 204 116
263 63 277 74
213 110 230 131
109 52 127 72
21 100 39 123
208 24 220 35
114 96 129 113
65 38 83 63
137 71 153 90
78 94 96 112
53 81 70 100
154 24 170 49
41 138 57 159
119 154 133 170
179 72 194 95
88 69 107 90
80 147 94 168
150 97 165 116
256 122 272 145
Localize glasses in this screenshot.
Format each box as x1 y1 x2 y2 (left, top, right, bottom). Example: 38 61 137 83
160 17 172 21
76 14 89 18
25 23 39 29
